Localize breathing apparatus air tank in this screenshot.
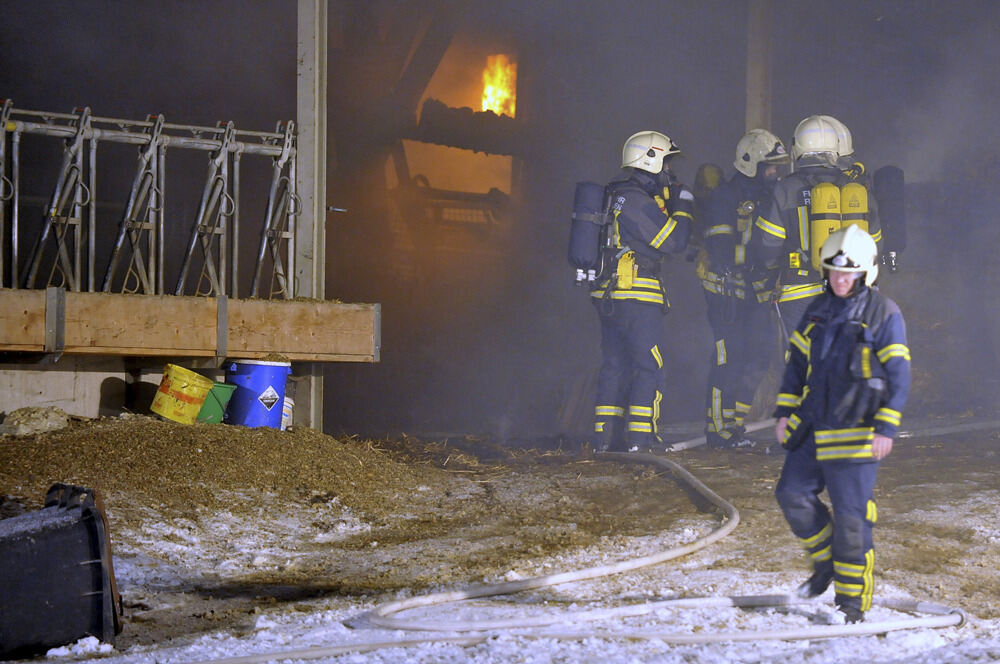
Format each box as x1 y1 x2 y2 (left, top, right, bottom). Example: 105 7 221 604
840 181 869 234
809 181 842 271
568 181 610 284
873 165 906 271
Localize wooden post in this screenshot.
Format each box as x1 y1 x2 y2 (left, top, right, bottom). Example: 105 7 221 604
745 0 773 132
296 0 328 430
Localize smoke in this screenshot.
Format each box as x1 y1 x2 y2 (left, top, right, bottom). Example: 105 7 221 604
893 21 1000 184
3 1 998 441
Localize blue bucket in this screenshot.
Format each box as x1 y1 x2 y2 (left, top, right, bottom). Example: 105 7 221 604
224 360 292 428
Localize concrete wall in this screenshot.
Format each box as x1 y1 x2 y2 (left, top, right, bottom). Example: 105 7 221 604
0 358 170 420
1 357 126 419
0 360 308 429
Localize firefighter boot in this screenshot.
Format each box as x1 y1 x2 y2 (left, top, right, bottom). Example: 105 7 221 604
595 420 626 453
627 432 665 454
837 603 865 624
707 426 756 450
796 565 834 598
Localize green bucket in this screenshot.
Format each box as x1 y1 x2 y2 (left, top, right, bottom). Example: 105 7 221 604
196 382 237 424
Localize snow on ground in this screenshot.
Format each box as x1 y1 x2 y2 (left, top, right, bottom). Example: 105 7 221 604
5 415 997 664
45 490 1000 664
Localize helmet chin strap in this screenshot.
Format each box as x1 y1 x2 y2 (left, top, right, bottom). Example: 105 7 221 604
657 164 676 188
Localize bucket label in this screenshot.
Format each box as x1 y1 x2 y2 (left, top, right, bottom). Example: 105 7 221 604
258 385 281 411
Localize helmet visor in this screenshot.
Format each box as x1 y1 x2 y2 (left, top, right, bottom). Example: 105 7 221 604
825 251 863 271
763 142 790 163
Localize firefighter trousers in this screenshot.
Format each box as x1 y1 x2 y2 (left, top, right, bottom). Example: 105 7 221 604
775 437 880 612
703 290 773 439
592 298 666 450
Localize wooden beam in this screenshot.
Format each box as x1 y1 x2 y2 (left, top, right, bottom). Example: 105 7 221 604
746 0 773 132
409 99 523 155
298 0 330 429
388 3 465 115
0 290 46 352
0 290 379 362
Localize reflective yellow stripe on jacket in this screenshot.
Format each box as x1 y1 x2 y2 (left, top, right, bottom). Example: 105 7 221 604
755 216 786 239
778 282 825 302
591 276 665 305
814 426 874 461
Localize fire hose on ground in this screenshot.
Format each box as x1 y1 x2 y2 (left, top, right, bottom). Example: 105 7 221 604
187 429 969 664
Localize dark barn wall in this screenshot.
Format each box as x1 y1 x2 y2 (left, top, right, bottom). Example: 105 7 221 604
321 1 749 439
322 0 1000 439
2 1 998 440
0 0 297 295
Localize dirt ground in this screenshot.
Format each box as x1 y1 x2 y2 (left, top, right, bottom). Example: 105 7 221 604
1 412 999 655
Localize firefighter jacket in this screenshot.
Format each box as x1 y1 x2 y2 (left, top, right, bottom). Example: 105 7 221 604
754 159 882 304
700 172 777 304
773 284 910 462
591 169 693 306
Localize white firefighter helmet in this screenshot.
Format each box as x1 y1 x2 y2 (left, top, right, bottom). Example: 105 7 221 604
821 115 854 157
622 130 681 174
820 224 879 286
733 128 790 177
791 114 843 161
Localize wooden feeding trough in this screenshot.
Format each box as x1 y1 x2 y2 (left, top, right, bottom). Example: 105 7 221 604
0 288 380 363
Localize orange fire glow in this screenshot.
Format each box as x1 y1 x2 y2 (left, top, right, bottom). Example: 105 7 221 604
481 54 516 118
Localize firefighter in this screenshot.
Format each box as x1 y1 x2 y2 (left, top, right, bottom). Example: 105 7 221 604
773 225 910 623
699 129 789 448
754 115 882 336
591 130 694 452
687 162 724 263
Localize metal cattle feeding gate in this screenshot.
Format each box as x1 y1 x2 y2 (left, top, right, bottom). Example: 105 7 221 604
0 99 298 300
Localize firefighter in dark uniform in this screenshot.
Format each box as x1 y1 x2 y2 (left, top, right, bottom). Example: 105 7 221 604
773 225 910 623
592 130 693 452
687 162 724 263
699 129 788 448
754 115 882 336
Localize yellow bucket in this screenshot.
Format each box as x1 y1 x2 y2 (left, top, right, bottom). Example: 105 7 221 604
151 364 214 424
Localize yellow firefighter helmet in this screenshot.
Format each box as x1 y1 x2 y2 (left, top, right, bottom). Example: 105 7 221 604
694 162 723 199
733 128 790 177
820 224 879 286
622 130 681 174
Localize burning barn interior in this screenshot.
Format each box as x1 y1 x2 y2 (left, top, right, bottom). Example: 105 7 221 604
0 0 996 437
1 1 999 662
321 0 1000 439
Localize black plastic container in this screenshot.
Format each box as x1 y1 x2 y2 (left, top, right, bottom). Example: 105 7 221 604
0 484 122 659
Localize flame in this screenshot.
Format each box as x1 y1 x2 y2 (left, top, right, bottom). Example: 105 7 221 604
481 54 516 118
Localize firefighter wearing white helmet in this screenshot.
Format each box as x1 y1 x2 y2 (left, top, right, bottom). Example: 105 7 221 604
772 223 910 625
734 128 790 177
820 223 879 289
752 114 883 337
621 130 681 173
824 115 854 159
697 129 788 448
790 114 841 163
588 130 694 453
